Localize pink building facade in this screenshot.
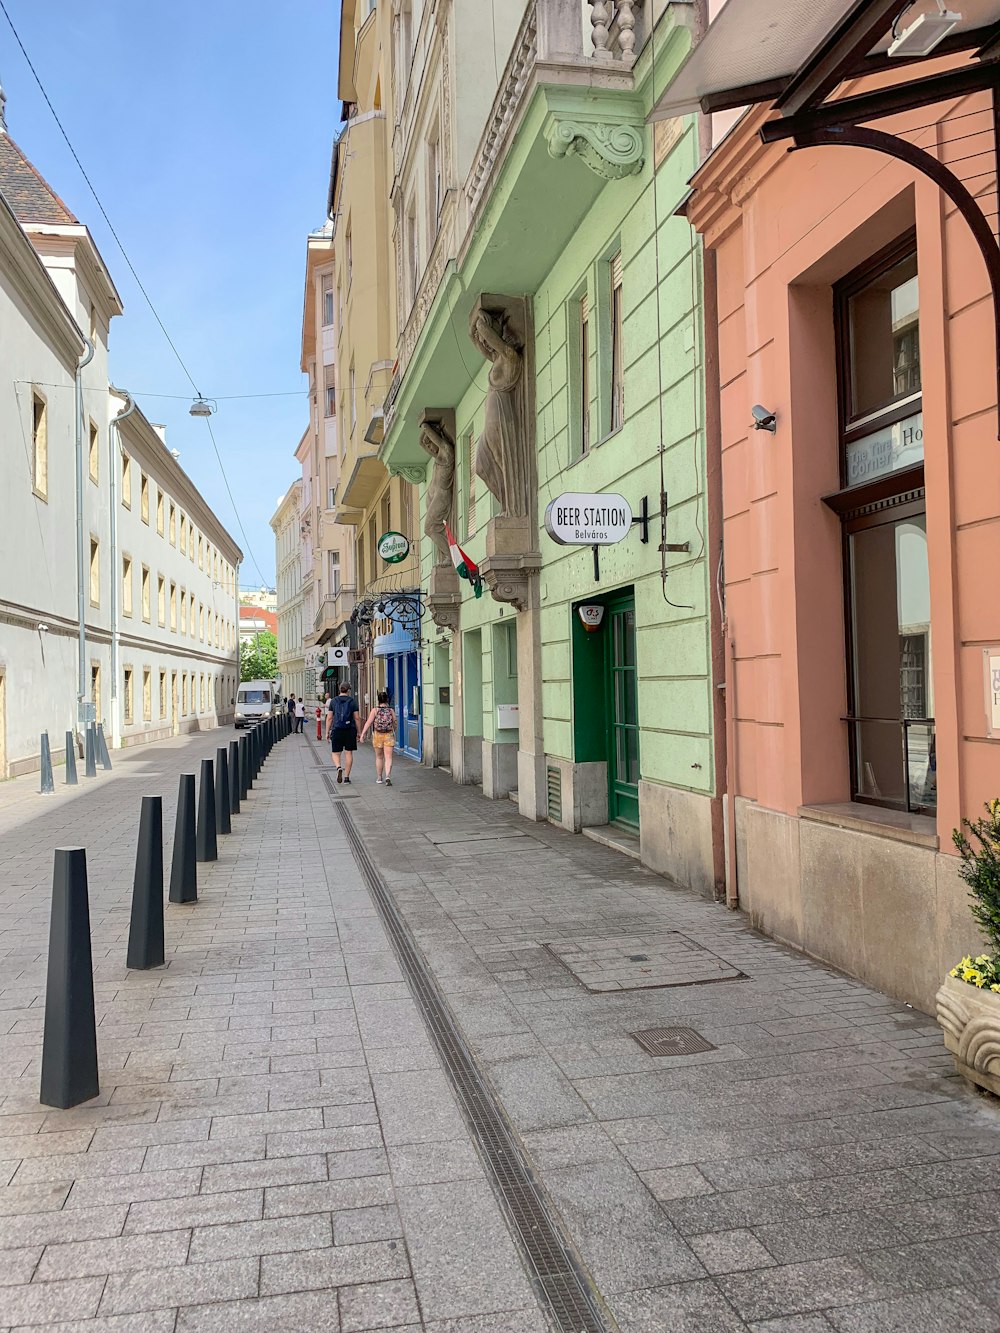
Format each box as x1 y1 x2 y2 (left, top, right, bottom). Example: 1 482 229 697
687 70 1000 1012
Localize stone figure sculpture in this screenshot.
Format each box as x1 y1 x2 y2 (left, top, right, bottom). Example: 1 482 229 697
470 309 528 518
418 417 455 566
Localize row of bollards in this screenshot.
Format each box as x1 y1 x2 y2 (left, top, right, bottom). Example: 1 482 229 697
40 712 293 1108
39 722 113 795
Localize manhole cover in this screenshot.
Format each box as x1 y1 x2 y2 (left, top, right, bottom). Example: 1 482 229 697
630 1026 716 1057
544 932 746 991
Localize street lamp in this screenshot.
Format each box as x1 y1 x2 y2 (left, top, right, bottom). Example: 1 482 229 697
189 397 215 417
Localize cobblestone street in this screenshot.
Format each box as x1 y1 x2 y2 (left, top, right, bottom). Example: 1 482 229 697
0 729 998 1331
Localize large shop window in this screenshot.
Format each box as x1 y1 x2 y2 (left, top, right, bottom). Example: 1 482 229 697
829 233 934 816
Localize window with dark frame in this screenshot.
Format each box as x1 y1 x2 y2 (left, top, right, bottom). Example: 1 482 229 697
829 233 934 816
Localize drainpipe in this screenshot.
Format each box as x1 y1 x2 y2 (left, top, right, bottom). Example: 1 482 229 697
108 387 137 748
75 339 95 722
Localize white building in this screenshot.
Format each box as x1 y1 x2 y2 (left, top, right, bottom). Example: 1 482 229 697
0 98 241 776
114 408 241 749
237 586 277 612
271 481 306 701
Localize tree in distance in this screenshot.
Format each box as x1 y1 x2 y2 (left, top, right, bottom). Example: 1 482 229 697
240 631 278 682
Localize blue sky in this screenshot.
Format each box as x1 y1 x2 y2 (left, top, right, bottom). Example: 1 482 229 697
2 0 341 586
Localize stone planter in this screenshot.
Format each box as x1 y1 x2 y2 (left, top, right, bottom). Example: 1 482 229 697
936 973 1000 1096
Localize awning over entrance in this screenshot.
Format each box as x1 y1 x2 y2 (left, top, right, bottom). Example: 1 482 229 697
649 0 1000 119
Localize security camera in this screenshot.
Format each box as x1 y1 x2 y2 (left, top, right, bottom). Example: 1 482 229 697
751 404 777 433
37 622 49 632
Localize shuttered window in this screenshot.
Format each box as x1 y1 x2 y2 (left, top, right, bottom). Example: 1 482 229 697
580 293 591 454
610 252 624 432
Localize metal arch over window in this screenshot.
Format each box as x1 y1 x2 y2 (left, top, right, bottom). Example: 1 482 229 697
651 0 1000 436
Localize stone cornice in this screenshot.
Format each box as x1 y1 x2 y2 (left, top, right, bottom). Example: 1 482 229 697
23 224 124 323
0 196 85 368
686 105 783 240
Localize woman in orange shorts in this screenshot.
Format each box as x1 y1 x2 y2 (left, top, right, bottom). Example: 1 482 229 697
360 690 398 786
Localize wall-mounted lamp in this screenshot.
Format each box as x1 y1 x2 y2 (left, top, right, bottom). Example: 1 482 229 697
751 404 777 433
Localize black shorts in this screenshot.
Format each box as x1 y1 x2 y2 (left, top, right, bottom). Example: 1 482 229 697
331 726 357 752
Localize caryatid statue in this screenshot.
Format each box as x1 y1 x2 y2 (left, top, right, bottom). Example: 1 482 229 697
470 309 528 518
418 417 455 566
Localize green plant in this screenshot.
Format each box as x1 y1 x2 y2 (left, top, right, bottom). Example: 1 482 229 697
951 799 1000 990
240 631 278 683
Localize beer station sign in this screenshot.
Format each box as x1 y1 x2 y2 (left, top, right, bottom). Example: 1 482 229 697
543 493 632 546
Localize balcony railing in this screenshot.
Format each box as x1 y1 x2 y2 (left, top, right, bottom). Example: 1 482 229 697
466 1 645 216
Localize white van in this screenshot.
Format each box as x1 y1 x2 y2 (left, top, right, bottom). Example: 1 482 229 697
234 680 276 728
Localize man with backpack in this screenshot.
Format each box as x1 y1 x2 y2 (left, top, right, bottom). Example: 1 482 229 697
325 680 361 784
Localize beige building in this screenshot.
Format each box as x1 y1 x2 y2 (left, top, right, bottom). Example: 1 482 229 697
270 480 305 701
300 226 354 674
330 0 422 740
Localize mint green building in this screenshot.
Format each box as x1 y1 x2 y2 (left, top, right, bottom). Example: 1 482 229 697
382 2 722 895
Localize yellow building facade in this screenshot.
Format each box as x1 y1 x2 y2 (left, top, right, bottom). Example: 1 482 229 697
332 0 422 750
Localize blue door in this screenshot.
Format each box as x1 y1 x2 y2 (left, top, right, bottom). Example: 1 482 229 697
386 653 422 760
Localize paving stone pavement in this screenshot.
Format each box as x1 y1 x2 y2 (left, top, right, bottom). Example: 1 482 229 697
0 728 995 1331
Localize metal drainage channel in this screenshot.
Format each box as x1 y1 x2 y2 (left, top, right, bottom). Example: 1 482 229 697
334 802 613 1333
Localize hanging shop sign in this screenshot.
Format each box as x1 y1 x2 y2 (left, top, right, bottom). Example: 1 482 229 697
326 645 349 667
578 605 606 633
544 493 633 546
377 530 410 564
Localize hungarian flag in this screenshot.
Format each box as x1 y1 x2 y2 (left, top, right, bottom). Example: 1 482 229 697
445 523 483 598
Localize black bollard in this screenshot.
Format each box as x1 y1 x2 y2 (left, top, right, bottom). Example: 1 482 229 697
40 732 54 794
196 758 218 863
64 731 78 786
168 774 198 904
97 722 112 770
239 734 250 799
228 739 241 815
215 747 231 835
40 847 99 1108
126 796 165 970
84 724 97 778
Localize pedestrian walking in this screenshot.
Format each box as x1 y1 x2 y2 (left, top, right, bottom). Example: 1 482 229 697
294 697 306 733
325 681 360 783
360 691 397 786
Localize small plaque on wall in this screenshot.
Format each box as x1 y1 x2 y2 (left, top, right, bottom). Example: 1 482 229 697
439 686 451 706
986 648 1000 737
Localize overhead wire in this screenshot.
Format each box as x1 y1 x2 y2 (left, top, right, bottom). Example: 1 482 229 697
1 0 278 584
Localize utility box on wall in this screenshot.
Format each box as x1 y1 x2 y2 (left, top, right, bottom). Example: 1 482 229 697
497 703 519 731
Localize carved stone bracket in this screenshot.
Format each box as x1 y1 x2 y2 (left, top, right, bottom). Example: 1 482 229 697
479 553 541 613
480 515 541 612
546 118 644 179
426 563 462 633
388 463 427 484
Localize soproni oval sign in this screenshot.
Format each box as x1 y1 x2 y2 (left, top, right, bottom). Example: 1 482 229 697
377 530 410 564
544 493 632 546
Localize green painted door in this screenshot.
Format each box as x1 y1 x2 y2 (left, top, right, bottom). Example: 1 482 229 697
607 596 639 826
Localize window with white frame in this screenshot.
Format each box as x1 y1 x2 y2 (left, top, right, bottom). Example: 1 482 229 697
31 392 48 500
427 124 441 235
406 198 419 304
322 272 334 326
